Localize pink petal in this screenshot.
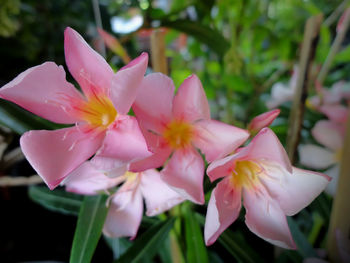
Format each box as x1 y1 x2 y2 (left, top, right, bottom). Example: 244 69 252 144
238 128 292 173
248 109 280 134
319 105 348 124
20 127 104 190
140 169 184 216
312 120 344 151
103 189 143 238
266 83 294 109
0 62 83 124
110 53 148 115
204 177 242 245
63 161 122 195
97 116 152 162
193 119 249 162
173 74 210 122
133 73 175 133
129 147 172 172
324 165 340 196
64 27 114 97
298 144 336 169
161 148 205 204
243 187 296 249
260 163 330 216
90 156 129 177
207 154 237 182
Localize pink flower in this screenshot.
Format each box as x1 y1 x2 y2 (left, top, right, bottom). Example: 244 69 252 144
299 120 344 195
128 73 249 204
205 128 330 248
0 27 151 189
266 66 298 109
308 81 350 123
103 169 184 238
247 109 280 135
62 161 184 238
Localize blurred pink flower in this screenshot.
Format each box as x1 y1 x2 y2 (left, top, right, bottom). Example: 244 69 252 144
205 128 330 248
0 27 151 189
299 120 345 195
308 81 350 123
266 66 298 109
247 109 280 135
128 73 249 204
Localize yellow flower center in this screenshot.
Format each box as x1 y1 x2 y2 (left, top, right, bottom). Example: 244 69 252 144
163 119 194 149
78 95 117 129
230 160 262 189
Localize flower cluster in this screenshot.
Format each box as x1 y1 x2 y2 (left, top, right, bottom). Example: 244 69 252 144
0 27 330 249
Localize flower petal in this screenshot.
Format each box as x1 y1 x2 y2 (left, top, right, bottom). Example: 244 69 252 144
129 147 172 172
0 62 83 124
260 163 330 216
312 120 344 151
318 105 348 124
161 148 205 204
133 73 175 133
63 161 122 195
97 116 152 162
20 126 104 190
110 53 148 114
140 169 184 216
90 156 129 177
103 189 143 238
248 109 280 134
243 187 296 249
64 27 114 96
324 165 340 196
173 74 210 122
266 83 294 109
206 154 237 182
298 144 336 169
204 177 242 246
193 119 249 162
238 128 292 173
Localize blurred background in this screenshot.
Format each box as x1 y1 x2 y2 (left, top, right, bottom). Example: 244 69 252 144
0 0 348 262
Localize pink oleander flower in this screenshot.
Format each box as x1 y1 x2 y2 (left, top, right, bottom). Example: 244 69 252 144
308 81 350 123
63 162 184 238
0 27 151 189
299 120 345 195
247 109 280 135
126 73 249 204
204 128 330 248
266 66 298 109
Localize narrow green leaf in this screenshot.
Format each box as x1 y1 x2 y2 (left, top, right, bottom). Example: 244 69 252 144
184 205 208 263
160 19 230 57
28 186 83 215
195 213 261 263
287 217 317 258
104 237 132 260
0 100 62 134
70 194 109 263
218 229 260 263
116 217 176 263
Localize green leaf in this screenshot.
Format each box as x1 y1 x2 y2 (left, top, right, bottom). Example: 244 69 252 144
70 194 109 263
184 204 208 263
160 19 230 57
0 100 63 134
28 186 83 215
218 229 262 263
104 237 132 260
116 217 175 263
195 213 261 263
287 217 317 258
